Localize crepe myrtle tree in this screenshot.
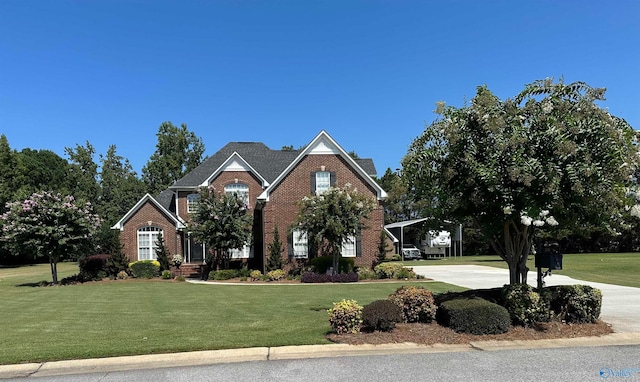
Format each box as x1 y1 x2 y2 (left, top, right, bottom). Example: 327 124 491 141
188 185 253 270
0 191 101 284
403 79 638 284
293 184 377 273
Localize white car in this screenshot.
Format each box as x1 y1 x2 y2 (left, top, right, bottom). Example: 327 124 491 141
402 244 422 260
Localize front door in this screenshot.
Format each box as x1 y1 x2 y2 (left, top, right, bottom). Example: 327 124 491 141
189 237 204 263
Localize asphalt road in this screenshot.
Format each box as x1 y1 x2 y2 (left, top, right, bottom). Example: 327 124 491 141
11 345 640 382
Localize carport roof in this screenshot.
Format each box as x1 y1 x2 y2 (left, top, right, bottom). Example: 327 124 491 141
384 217 432 230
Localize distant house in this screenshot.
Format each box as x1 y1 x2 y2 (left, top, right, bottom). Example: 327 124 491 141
111 131 387 275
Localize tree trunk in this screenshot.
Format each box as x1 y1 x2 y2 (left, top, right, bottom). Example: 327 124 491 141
49 257 58 284
493 220 534 285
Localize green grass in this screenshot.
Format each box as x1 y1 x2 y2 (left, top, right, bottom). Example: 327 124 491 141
0 263 464 365
405 252 640 288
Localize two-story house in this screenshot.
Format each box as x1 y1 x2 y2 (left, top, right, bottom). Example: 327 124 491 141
112 131 387 275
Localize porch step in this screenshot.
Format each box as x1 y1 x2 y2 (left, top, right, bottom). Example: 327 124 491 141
176 264 205 279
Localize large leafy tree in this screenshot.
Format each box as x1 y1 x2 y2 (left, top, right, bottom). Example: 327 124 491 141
0 134 17 213
293 184 377 272
65 142 99 205
97 145 146 253
188 185 253 270
14 149 71 198
0 191 101 283
377 167 421 225
403 79 638 284
142 121 206 195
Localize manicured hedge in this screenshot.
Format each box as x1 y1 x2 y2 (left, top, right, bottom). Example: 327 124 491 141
362 299 403 332
79 254 111 281
310 256 355 274
437 298 511 335
301 272 358 283
388 286 436 323
129 260 160 279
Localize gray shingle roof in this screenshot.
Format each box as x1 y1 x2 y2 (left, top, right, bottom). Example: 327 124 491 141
171 142 377 188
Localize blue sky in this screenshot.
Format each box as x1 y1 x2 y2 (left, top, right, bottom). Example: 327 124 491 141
1 0 639 177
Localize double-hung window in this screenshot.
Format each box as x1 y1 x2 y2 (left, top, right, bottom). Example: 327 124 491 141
138 226 162 260
341 235 357 257
187 194 200 214
292 229 308 259
315 171 331 195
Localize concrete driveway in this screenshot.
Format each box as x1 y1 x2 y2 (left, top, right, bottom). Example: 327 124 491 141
412 265 640 334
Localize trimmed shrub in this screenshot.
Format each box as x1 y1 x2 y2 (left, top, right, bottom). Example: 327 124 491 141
301 272 359 283
435 287 504 306
362 299 403 332
328 299 363 334
502 284 547 326
357 267 378 280
116 270 129 280
391 254 402 261
237 268 251 278
267 269 286 281
374 262 404 279
79 254 111 281
129 260 160 279
209 269 238 280
161 270 173 279
395 267 417 280
437 298 511 335
250 270 262 281
310 255 355 274
388 286 436 323
544 285 602 324
176 275 186 282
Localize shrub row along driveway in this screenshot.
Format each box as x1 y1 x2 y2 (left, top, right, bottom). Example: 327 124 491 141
412 265 640 333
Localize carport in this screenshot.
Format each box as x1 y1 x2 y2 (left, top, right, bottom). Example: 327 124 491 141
384 218 463 258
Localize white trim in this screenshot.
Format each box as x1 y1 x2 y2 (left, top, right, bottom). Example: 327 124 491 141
110 193 186 231
258 130 388 201
201 152 269 188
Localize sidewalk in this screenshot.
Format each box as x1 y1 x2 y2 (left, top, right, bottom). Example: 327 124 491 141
412 264 640 333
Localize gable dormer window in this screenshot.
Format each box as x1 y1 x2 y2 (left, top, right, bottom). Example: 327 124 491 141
187 193 200 214
311 171 335 195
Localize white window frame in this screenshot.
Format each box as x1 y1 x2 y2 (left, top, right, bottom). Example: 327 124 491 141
228 242 252 259
137 226 163 261
341 235 357 258
224 183 250 207
293 229 308 259
187 193 200 214
315 171 331 195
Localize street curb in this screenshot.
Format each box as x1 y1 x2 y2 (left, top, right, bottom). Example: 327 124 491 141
2 333 640 378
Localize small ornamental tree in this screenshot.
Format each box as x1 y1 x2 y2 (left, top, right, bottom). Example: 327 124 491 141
375 229 390 265
293 184 377 273
266 225 284 272
0 191 101 283
403 79 638 284
154 232 171 272
188 185 253 270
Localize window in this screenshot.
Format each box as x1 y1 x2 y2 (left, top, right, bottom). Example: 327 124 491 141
224 183 249 207
315 171 331 195
137 226 162 260
187 194 200 214
228 243 251 259
341 235 356 257
292 229 308 259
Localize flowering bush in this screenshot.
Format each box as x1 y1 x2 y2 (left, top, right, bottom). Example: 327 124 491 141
327 299 363 334
544 285 602 323
171 254 183 268
301 272 358 283
389 286 436 323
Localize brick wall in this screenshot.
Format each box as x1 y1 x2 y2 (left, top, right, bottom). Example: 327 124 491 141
262 154 384 269
119 201 182 263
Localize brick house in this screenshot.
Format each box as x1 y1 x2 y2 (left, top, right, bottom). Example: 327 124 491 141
112 131 387 274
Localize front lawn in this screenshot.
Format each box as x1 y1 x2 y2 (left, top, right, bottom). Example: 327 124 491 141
405 252 640 288
0 262 465 365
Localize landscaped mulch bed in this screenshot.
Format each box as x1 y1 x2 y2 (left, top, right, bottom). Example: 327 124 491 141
326 321 614 345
